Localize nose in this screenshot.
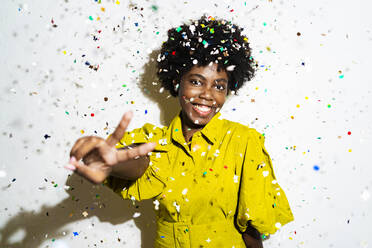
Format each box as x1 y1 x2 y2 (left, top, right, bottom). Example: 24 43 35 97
199 85 213 101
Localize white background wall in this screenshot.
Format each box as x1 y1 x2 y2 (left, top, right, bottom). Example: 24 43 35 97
0 0 371 247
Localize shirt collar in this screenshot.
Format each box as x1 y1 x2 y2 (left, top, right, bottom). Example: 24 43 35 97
168 111 223 146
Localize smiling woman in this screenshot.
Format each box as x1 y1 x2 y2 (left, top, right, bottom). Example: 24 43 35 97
67 15 294 248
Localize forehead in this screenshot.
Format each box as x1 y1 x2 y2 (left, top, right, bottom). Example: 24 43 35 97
183 63 228 79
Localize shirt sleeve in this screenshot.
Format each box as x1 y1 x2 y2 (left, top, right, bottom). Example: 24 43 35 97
236 128 294 235
103 123 169 201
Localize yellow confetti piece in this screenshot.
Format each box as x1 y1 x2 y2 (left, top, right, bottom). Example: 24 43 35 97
290 116 294 119
289 237 293 240
116 0 120 4
266 46 271 51
63 50 67 55
255 87 259 90
101 7 105 11
96 16 100 20
296 104 300 108
305 96 309 100
80 130 85 134
348 149 352 152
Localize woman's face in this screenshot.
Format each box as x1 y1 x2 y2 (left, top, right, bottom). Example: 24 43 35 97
176 63 229 128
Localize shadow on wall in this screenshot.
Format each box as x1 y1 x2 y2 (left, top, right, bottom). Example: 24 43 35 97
139 49 181 126
0 50 179 247
0 174 157 248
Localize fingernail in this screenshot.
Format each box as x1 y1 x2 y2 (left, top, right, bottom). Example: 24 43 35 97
69 156 76 163
64 164 76 171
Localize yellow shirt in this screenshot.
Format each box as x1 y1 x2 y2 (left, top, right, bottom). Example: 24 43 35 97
105 111 294 247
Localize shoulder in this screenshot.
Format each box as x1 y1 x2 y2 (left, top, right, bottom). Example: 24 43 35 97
220 118 264 143
130 123 167 140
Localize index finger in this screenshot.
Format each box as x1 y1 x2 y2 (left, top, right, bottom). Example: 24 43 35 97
106 111 133 147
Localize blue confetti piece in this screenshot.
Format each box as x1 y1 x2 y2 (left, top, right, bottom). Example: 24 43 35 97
73 232 79 236
313 165 319 171
145 110 148 114
135 22 139 27
160 236 165 238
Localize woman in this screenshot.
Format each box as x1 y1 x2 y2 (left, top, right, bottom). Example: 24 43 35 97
66 16 294 247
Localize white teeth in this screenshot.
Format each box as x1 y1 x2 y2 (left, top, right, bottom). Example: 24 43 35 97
195 104 211 112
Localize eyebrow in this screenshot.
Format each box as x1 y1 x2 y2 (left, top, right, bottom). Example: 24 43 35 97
188 73 228 83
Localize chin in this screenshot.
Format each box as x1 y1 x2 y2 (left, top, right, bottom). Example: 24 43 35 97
185 107 216 126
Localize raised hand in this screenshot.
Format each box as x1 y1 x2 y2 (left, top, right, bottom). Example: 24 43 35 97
65 111 156 184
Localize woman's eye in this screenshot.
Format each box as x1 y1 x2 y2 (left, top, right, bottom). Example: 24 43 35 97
216 85 226 91
190 80 201 86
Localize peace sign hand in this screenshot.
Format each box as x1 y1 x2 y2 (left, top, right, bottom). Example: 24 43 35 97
65 111 156 184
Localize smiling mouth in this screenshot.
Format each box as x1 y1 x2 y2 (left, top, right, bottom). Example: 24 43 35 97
191 103 213 116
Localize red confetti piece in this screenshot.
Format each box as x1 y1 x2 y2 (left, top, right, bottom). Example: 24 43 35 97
91 113 94 117
347 131 351 135
209 168 213 171
224 165 228 169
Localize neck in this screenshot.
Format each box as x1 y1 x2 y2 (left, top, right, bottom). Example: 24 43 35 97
180 112 204 143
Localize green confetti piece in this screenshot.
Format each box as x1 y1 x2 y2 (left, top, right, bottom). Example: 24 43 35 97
151 5 158 11
202 40 208 46
339 74 344 79
65 111 69 115
176 27 182 32
263 22 267 26
89 16 94 21
175 128 179 132
156 31 159 35
122 84 127 87
54 184 58 187
95 194 100 198
327 104 331 108
210 28 214 34
203 171 207 176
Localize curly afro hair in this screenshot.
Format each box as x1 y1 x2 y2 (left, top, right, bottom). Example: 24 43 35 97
157 15 257 97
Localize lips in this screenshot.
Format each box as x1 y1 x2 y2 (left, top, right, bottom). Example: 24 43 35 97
191 103 213 116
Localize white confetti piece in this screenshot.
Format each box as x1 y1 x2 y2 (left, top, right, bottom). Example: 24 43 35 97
153 199 160 210
173 202 180 212
182 188 188 195
133 212 141 218
275 222 282 229
226 65 236 71
361 190 370 201
262 171 269 177
233 175 239 183
0 170 7 178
